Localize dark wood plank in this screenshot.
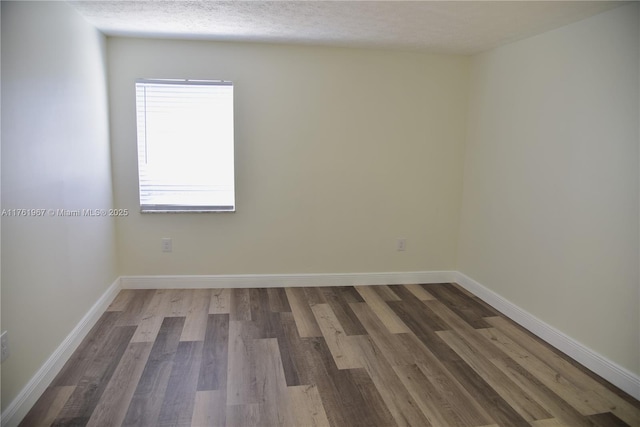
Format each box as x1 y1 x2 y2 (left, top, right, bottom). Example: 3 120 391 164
54 325 137 424
267 287 291 312
229 288 251 321
388 297 531 426
116 289 157 326
157 340 203 426
303 287 326 306
197 314 229 391
122 316 185 427
284 287 322 337
52 312 121 386
587 412 630 427
320 286 367 336
425 282 497 328
388 285 450 331
86 342 153 427
20 386 75 427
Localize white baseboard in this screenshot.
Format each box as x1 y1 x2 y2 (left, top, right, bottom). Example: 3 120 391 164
1 278 122 427
455 272 640 400
120 270 457 289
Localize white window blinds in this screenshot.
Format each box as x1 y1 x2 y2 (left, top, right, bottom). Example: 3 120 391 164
135 79 235 212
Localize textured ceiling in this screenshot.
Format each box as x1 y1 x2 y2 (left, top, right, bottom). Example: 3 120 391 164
69 1 626 54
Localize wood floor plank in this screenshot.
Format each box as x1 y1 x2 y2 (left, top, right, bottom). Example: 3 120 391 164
198 314 229 391
107 289 135 312
122 316 185 427
181 288 211 341
348 368 396 427
167 289 193 317
394 363 480 427
229 288 252 321
403 283 436 301
253 338 295 427
225 404 261 427
226 320 257 405
267 287 292 312
438 329 552 422
530 419 567 426
284 287 322 338
19 386 75 427
354 286 410 334
54 325 137 424
157 340 203 427
388 285 450 331
303 287 327 306
86 342 153 427
192 390 226 427
52 312 121 386
130 289 172 343
209 288 231 314
426 283 497 328
588 412 630 427
477 327 599 427
116 289 157 326
319 286 367 336
388 300 531 426
288 384 331 427
280 311 391 427
353 335 432 427
372 284 402 301
349 302 415 367
486 316 640 425
427 299 505 359
487 354 597 427
311 303 362 369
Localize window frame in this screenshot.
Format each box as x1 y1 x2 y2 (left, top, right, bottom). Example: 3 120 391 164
134 78 236 213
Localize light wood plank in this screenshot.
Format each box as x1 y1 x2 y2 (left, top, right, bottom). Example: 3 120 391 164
403 284 436 301
438 330 552 422
311 303 362 369
192 390 226 427
349 302 415 367
180 289 211 341
285 287 322 337
253 338 295 427
226 321 257 405
225 404 261 427
485 317 640 425
209 288 231 314
288 385 331 427
107 290 135 312
355 286 410 334
354 335 432 427
130 289 172 343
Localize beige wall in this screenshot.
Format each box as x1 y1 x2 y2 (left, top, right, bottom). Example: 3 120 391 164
108 39 469 275
1 1 118 411
458 3 640 374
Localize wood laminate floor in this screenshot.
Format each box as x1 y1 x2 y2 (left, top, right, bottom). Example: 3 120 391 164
21 283 640 427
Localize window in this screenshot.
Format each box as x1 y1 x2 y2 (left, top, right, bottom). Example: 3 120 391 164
135 79 235 212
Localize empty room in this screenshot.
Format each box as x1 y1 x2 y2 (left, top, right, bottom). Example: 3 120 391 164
1 1 639 426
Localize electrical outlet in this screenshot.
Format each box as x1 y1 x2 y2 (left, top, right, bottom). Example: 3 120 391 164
1 331 9 363
397 238 406 251
162 237 172 253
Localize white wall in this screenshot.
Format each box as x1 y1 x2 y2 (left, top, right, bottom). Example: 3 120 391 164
458 3 639 375
1 1 118 412
108 39 469 276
